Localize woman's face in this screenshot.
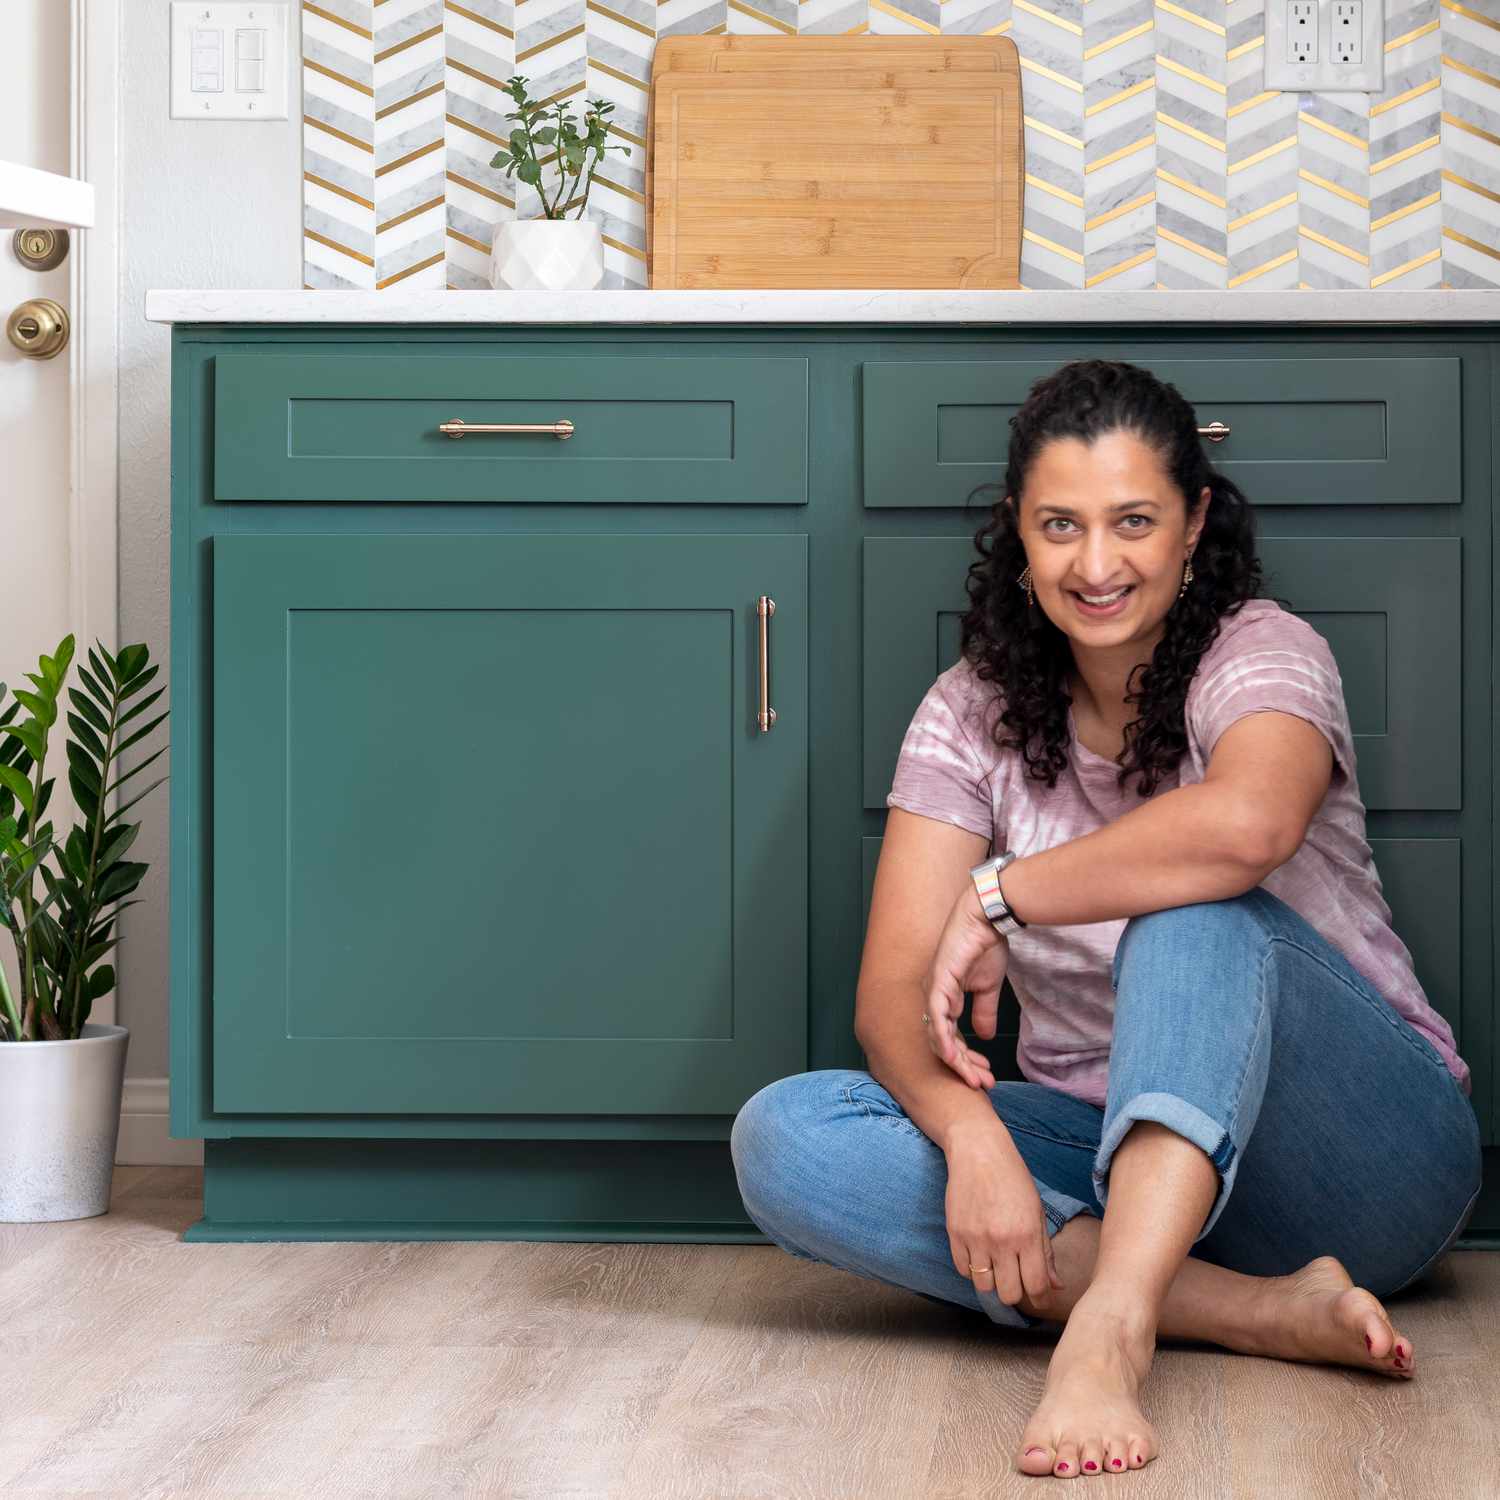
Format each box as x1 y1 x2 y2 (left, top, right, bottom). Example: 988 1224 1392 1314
1010 429 1209 648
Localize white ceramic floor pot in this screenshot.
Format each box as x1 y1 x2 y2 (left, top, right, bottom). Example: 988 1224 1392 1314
0 1022 129 1222
490 218 605 291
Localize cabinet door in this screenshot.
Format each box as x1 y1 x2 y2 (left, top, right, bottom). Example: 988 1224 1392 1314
211 533 807 1116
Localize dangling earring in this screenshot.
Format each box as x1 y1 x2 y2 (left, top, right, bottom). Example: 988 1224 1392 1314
1017 564 1034 609
1179 557 1194 599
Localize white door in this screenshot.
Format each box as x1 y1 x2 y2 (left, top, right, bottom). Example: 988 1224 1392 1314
1 0 118 1030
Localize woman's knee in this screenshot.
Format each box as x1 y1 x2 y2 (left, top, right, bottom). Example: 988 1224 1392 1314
1109 888 1279 992
730 1069 869 1228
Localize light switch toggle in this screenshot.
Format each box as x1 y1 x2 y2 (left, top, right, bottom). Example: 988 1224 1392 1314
191 26 224 91
234 28 266 90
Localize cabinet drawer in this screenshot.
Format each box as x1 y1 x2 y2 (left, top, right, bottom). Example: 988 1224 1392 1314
212 350 809 504
862 353 1462 509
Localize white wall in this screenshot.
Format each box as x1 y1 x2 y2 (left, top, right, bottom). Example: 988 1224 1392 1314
118 3 302 1084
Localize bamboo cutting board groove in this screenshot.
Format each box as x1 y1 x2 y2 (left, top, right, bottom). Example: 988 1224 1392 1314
645 37 1023 290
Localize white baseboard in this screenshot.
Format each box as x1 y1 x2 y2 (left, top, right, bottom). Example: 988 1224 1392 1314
116 1076 204 1166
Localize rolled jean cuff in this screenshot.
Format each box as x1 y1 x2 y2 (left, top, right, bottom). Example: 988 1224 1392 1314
1039 1184 1096 1235
1092 1091 1240 1244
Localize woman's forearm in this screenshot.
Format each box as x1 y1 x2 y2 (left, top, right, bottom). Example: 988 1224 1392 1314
857 987 1017 1155
1000 780 1272 929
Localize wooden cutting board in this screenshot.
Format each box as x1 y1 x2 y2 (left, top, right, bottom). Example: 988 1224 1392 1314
645 37 1022 290
646 36 1020 283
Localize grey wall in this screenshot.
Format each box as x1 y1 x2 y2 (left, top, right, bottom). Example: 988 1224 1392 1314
118 4 301 1081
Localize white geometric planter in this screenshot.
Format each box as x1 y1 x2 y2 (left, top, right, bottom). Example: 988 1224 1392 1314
490 219 605 291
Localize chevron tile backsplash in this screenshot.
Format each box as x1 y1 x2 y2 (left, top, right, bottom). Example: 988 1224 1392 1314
300 0 1500 291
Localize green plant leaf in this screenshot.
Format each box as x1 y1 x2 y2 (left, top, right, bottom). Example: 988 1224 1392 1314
111 775 167 821
66 711 108 764
66 742 101 795
2 720 45 766
68 687 111 736
96 823 139 871
108 744 167 796
65 826 91 881
0 765 33 814
52 635 76 681
68 767 99 822
11 689 54 728
76 663 111 706
87 645 115 690
95 862 147 904
115 710 169 757
86 963 115 1000
116 644 149 681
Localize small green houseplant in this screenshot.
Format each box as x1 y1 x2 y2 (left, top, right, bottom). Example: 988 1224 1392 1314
485 75 632 290
0 636 168 1043
488 74 631 222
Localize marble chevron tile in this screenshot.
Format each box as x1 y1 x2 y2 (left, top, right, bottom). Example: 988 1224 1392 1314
301 0 1500 291
303 0 375 288
1441 0 1500 286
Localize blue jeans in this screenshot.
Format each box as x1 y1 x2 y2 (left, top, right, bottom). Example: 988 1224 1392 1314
730 887 1483 1330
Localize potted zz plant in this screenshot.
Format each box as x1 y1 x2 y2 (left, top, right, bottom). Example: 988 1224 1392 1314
0 635 168 1223
487 74 632 291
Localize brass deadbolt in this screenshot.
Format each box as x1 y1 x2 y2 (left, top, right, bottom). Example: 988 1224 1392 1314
12 227 70 271
6 299 70 359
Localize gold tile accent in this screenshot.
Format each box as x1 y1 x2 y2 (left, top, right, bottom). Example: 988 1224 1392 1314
305 114 374 153
377 194 444 233
304 2 371 41
306 227 374 266
1155 0 1226 38
305 171 376 210
374 23 441 65
305 58 374 97
375 139 443 177
377 250 444 289
444 2 511 38
376 81 444 121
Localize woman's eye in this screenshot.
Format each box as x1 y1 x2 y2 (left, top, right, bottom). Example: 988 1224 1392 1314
1044 516 1151 533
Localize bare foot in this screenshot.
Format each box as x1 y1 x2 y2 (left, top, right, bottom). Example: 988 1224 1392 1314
1241 1254 1416 1378
1015 1288 1160 1478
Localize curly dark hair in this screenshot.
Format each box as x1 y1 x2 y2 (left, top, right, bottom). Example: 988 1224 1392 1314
959 358 1292 800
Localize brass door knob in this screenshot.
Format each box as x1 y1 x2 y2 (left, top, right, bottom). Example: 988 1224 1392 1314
6 299 70 359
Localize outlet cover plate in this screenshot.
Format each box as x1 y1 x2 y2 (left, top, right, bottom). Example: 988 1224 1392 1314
170 2 290 119
1266 0 1384 92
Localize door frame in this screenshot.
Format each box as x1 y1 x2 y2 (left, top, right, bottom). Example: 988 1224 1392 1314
69 0 120 1022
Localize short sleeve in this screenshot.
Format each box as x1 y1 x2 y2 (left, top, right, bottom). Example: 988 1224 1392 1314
885 666 996 840
1188 612 1353 786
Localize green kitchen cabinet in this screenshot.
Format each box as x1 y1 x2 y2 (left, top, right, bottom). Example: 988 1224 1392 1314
165 323 1498 1246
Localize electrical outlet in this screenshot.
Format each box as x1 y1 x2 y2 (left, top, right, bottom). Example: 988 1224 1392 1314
1265 0 1384 92
1290 0 1317 63
1333 1 1362 64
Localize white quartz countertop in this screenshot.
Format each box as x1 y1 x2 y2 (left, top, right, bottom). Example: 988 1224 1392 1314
144 288 1500 326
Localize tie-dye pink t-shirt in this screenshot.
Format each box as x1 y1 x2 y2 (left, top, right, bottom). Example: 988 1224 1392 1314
885 597 1471 1105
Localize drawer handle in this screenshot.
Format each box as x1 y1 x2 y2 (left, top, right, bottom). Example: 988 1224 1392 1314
1198 421 1230 443
439 418 575 440
757 596 777 733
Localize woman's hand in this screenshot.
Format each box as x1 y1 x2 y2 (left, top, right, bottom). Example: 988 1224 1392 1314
921 881 1009 1089
945 1127 1066 1316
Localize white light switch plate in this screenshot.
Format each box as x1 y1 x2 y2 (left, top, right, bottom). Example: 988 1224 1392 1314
171 2 289 119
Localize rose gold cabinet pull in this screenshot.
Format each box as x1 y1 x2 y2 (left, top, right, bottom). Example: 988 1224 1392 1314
439 418 575 440
1198 421 1230 442
757 596 777 733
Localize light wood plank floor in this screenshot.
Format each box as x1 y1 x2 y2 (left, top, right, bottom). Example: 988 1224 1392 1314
1 1164 1495 1498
